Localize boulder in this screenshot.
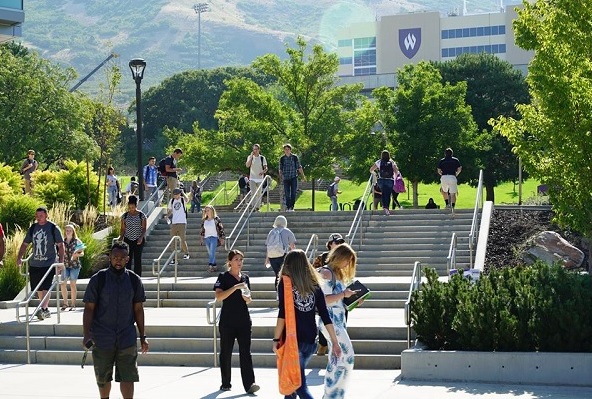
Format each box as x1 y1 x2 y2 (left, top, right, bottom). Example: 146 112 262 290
521 231 584 269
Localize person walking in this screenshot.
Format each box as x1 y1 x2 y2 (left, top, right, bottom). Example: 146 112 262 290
369 150 399 215
272 249 341 399
189 179 202 213
21 149 38 195
106 167 119 208
83 241 149 399
167 188 190 261
213 249 260 394
59 224 84 311
264 215 296 289
278 144 305 212
437 147 462 209
16 206 65 320
319 243 360 399
328 176 342 212
391 171 404 209
200 205 225 273
238 174 250 202
118 195 147 276
143 156 159 199
245 143 268 210
163 148 183 203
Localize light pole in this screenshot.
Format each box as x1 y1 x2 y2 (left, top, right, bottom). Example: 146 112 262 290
370 120 387 147
129 58 147 201
193 3 210 69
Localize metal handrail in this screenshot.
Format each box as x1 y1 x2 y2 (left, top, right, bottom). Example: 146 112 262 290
304 234 319 263
446 233 457 275
16 262 64 364
225 175 273 252
345 173 375 247
206 300 221 367
139 179 167 217
404 261 422 348
18 253 33 297
151 236 182 308
207 180 239 207
468 170 484 269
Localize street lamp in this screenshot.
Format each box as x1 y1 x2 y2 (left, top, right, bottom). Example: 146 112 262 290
193 2 210 69
370 120 387 147
129 58 146 201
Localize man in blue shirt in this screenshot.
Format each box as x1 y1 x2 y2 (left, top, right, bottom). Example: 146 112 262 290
142 156 158 199
83 241 148 399
278 144 305 212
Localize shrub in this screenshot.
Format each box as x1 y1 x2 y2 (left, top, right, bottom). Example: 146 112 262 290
59 160 102 209
78 224 109 278
0 230 27 301
0 194 43 234
0 163 21 194
32 170 73 207
411 263 592 352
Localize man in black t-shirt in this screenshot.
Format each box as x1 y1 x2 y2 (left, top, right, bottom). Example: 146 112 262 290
437 147 462 209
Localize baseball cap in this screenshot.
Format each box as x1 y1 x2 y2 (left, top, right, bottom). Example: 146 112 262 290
328 233 345 244
172 188 182 195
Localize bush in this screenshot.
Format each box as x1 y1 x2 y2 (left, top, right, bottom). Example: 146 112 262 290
59 160 102 209
32 170 74 207
0 230 27 301
0 194 43 234
410 263 592 352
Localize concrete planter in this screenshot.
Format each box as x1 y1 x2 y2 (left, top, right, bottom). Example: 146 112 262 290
401 349 592 387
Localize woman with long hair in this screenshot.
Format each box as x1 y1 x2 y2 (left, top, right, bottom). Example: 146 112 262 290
319 243 359 399
272 250 341 399
105 166 119 208
200 205 225 272
59 224 84 311
369 150 399 215
213 249 259 394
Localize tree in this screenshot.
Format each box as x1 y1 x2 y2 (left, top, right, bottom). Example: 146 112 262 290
374 62 479 207
0 44 93 168
435 53 530 202
493 0 592 239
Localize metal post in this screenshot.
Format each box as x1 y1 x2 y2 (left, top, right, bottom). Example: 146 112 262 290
135 79 144 201
193 3 210 69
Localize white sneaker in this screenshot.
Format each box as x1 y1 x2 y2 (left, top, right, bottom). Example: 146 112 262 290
183 254 190 260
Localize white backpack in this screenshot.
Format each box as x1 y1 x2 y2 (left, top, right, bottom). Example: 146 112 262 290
267 228 286 258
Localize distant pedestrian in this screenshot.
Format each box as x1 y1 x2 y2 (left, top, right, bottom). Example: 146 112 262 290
106 167 119 208
59 224 84 311
372 183 382 211
16 206 65 320
264 215 296 289
118 195 147 276
124 176 139 196
369 150 399 215
327 177 342 212
143 157 159 199
391 171 404 209
163 148 183 203
21 149 38 195
245 143 268 210
190 179 202 213
200 205 225 273
425 198 438 209
437 147 462 209
214 249 260 394
238 174 250 201
278 144 305 212
167 188 190 261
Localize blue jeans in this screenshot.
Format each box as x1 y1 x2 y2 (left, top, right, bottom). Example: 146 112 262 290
283 177 298 210
378 178 394 210
190 199 201 213
331 196 338 211
285 341 316 399
204 236 218 265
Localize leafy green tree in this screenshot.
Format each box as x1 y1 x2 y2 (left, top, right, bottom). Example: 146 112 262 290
493 0 592 238
374 62 479 207
435 53 530 202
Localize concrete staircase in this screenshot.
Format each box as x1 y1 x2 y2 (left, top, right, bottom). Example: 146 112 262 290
0 208 475 369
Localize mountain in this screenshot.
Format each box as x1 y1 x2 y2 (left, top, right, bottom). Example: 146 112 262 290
21 0 502 100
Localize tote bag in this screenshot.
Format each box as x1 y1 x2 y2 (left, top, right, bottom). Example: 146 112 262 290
276 276 301 395
394 174 406 193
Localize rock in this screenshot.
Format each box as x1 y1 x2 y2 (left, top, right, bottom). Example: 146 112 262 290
521 231 584 269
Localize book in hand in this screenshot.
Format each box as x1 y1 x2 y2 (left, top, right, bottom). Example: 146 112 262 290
343 280 371 312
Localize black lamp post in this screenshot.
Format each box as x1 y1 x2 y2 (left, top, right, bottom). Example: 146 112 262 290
129 58 146 201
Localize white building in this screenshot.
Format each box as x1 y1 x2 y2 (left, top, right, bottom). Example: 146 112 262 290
0 0 23 43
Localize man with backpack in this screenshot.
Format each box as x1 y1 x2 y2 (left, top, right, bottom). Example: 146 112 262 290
21 149 38 195
166 188 190 260
159 148 183 204
278 143 305 212
327 176 342 211
369 150 399 215
264 215 296 290
245 143 268 210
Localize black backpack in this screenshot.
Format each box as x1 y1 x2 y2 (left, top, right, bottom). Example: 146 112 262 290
326 182 336 197
379 160 394 179
158 157 169 177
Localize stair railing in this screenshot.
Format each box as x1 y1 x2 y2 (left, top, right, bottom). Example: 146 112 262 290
206 299 221 367
304 234 319 264
207 180 239 207
468 170 484 269
446 232 457 275
16 261 64 364
151 235 182 308
139 179 167 217
225 175 273 252
404 261 422 348
345 173 375 248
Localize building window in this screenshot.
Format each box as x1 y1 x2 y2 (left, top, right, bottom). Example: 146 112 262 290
442 25 507 40
339 57 353 65
338 39 351 47
442 30 449 39
354 67 376 76
353 49 376 67
442 48 449 57
353 37 376 49
477 26 484 36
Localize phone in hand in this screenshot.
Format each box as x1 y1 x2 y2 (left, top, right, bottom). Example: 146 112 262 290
84 339 95 350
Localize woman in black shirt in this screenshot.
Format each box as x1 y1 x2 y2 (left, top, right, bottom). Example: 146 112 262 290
213 249 259 394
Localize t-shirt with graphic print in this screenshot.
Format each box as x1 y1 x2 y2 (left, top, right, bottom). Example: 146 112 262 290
168 197 187 224
24 222 64 268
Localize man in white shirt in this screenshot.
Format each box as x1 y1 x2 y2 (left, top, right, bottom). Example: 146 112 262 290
166 188 190 260
245 143 268 210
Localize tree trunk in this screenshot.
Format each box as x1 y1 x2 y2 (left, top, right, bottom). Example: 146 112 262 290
485 183 495 203
412 180 419 208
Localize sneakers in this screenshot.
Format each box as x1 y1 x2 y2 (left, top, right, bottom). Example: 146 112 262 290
316 344 328 356
247 383 260 394
183 254 190 260
42 308 51 319
220 385 231 391
35 309 44 320
383 208 390 215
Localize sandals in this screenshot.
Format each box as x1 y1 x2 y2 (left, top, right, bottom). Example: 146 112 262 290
208 265 218 273
60 303 69 311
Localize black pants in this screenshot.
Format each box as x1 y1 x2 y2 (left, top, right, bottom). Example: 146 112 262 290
219 325 255 391
269 256 285 291
391 191 401 208
124 237 144 276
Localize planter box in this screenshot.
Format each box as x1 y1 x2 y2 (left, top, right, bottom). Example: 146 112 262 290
401 349 592 387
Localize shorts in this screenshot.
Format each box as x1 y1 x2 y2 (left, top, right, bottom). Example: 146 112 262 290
29 266 55 291
61 267 81 282
440 175 458 194
93 345 139 386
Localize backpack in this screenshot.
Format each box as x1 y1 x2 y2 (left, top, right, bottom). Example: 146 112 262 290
267 228 286 258
326 182 336 197
379 160 394 179
158 157 169 177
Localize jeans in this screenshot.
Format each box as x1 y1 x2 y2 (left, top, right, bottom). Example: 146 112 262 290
378 178 394 210
285 341 317 399
204 236 218 265
283 177 298 210
331 196 338 211
190 199 201 213
145 185 158 201
107 185 118 207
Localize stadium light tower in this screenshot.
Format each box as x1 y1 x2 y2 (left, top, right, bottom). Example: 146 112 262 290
193 3 210 69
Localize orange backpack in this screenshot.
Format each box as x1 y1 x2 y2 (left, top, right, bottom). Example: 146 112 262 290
276 275 302 395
